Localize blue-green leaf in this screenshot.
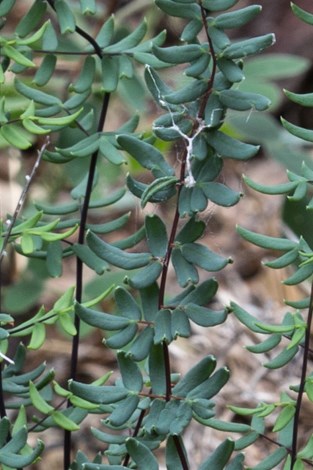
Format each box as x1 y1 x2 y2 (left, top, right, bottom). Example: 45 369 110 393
199 438 234 470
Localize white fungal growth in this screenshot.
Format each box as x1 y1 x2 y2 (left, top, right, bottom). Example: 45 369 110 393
146 65 222 188
0 351 14 364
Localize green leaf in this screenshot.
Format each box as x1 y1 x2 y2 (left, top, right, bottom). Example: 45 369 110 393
54 0 76 33
284 89 313 107
75 303 130 331
149 344 166 395
171 309 191 338
264 345 299 369
281 117 313 143
0 440 44 467
99 137 125 165
201 182 241 206
187 367 229 400
154 309 172 344
221 34 275 59
46 240 63 277
29 381 54 414
126 438 158 470
181 243 230 272
117 351 143 392
52 410 80 431
212 5 261 29
15 79 62 106
70 56 96 93
184 304 227 327
3 44 35 67
218 89 270 111
86 231 151 269
0 0 15 16
291 2 313 25
72 244 108 275
246 334 281 354
141 176 178 208
101 56 119 92
230 302 268 334
104 324 137 349
201 0 239 11
153 44 203 64
176 217 205 244
155 0 201 19
1 124 32 149
166 436 188 470
237 225 297 250
118 135 174 177
172 248 199 287
297 433 313 459
28 322 46 349
95 15 114 47
79 0 96 15
115 287 141 321
217 58 244 83
42 21 58 50
208 130 260 160
107 395 140 427
126 326 154 362
172 355 216 397
199 438 234 470
69 381 128 405
225 454 245 470
145 214 168 258
104 20 147 53
253 447 288 470
244 175 297 195
16 0 47 37
273 404 295 432
127 261 163 289
164 79 209 105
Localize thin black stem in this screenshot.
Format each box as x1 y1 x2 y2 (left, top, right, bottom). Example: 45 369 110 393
63 93 110 470
290 282 313 467
122 408 147 467
197 3 218 120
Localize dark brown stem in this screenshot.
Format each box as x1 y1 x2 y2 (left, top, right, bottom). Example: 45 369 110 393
290 282 313 467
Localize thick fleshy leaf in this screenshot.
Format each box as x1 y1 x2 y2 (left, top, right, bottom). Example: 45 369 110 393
221 34 275 59
218 89 270 111
253 447 288 470
264 345 299 369
117 351 143 392
291 2 313 25
54 0 76 33
126 438 158 470
149 344 166 395
212 5 261 29
69 381 128 405
201 0 239 11
155 0 201 19
166 435 188 470
281 117 313 143
115 287 141 320
181 243 230 272
201 182 241 206
127 261 163 289
199 438 234 469
118 135 174 177
237 225 297 250
126 326 154 362
145 214 168 257
108 395 140 427
87 231 151 269
172 355 216 397
172 248 199 287
75 303 130 331
105 324 137 349
208 130 260 160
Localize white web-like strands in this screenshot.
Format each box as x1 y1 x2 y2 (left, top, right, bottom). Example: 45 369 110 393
146 66 222 188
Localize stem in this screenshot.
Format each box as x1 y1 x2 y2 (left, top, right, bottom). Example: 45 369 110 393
197 3 218 120
290 282 313 467
63 93 110 470
0 139 47 422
